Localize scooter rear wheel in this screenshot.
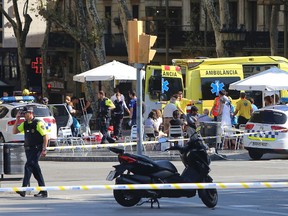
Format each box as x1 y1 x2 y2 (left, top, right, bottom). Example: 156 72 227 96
113 189 141 207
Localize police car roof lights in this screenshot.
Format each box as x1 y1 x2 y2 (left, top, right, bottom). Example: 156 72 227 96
0 96 35 103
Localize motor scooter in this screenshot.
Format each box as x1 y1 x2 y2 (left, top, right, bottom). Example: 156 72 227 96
106 128 218 208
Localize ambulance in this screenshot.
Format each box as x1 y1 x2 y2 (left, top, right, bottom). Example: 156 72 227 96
172 56 288 111
144 56 288 116
144 65 184 118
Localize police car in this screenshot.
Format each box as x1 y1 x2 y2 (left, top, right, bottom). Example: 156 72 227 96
0 96 57 143
243 104 288 160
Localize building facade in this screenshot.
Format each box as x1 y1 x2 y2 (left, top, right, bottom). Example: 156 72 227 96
0 0 287 100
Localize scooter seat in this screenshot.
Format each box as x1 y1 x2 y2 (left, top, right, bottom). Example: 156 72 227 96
154 160 178 173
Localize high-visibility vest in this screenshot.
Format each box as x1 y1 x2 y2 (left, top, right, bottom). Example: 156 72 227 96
211 96 220 117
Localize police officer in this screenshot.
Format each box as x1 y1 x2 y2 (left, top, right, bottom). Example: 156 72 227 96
13 106 48 198
97 90 116 144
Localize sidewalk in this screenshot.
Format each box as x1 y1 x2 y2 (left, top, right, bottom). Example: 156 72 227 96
42 129 249 162
42 148 249 162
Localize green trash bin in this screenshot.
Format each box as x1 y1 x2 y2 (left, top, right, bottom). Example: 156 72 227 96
4 143 25 175
0 143 3 175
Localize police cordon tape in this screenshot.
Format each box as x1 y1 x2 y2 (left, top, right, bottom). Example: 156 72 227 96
46 127 287 151
3 182 288 193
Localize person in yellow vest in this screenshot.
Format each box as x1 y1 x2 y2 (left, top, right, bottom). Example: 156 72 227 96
233 92 253 128
177 91 195 115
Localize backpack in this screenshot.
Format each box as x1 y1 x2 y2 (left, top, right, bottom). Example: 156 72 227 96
113 100 124 115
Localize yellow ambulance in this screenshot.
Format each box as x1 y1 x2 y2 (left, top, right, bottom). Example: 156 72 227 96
172 56 288 112
144 65 184 117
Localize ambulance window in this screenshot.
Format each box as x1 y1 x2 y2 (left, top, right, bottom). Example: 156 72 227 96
161 77 183 100
148 75 162 100
201 77 241 100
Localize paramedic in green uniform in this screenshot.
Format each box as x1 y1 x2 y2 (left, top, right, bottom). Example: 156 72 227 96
13 106 48 198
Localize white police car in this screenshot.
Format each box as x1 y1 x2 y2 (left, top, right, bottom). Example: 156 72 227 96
0 96 57 143
243 104 288 160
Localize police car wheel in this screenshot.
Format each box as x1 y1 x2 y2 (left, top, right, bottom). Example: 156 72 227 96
248 150 263 160
0 133 4 143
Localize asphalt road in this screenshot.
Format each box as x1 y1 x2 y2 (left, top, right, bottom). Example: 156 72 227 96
1 153 288 216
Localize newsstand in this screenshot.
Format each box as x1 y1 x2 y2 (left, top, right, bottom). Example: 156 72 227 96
4 143 25 175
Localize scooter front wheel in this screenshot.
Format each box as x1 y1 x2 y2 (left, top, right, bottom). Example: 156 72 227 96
198 188 218 208
198 176 218 208
113 189 141 207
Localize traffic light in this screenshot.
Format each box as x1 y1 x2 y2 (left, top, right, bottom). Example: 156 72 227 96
128 20 143 64
138 34 157 64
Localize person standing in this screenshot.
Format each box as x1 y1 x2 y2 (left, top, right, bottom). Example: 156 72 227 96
234 92 253 127
128 90 137 126
162 95 178 133
248 97 258 112
41 97 49 105
112 92 130 139
79 97 93 135
12 106 48 198
97 90 116 144
111 87 125 102
211 90 226 121
177 91 194 115
264 95 273 107
186 105 200 137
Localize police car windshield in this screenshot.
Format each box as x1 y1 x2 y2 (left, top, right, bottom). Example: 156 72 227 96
11 106 52 118
250 110 287 124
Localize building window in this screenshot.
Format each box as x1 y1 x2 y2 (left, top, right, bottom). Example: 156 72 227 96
132 5 139 19
229 2 238 30
105 6 111 34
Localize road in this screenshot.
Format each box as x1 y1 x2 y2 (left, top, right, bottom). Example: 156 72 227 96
1 154 288 216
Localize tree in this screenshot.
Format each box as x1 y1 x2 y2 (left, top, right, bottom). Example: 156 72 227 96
270 4 280 55
117 0 133 48
0 0 33 90
38 0 117 112
203 0 230 57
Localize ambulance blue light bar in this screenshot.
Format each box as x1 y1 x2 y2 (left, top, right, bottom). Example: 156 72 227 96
0 96 35 103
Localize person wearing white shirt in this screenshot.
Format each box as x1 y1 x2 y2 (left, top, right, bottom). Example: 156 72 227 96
111 88 125 102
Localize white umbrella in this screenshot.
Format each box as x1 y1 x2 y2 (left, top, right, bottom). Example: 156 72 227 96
229 67 288 91
73 60 144 83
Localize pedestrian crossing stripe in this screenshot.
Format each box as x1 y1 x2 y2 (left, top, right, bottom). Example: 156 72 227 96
247 130 278 141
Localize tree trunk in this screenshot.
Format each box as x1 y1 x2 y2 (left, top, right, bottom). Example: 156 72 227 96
204 0 229 57
219 0 230 27
270 5 280 56
41 21 51 97
17 41 28 90
117 0 132 49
